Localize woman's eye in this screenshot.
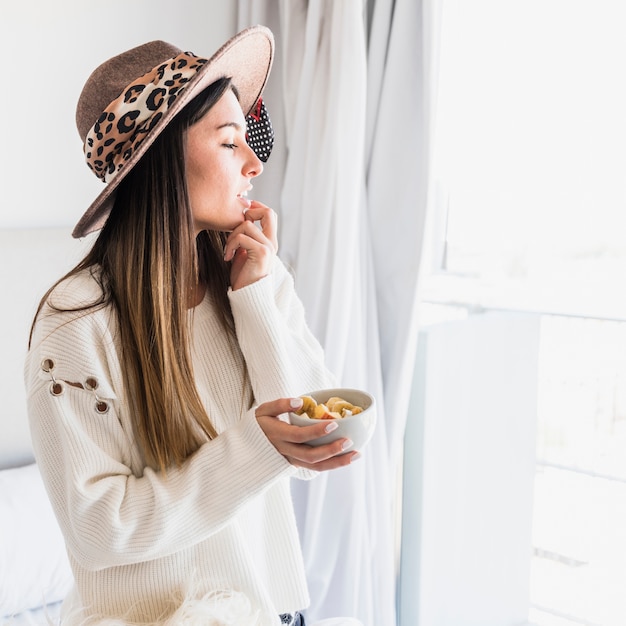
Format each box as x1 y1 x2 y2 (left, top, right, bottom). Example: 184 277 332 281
223 143 237 149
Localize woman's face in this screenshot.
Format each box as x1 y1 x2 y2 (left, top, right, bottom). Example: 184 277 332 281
186 89 263 234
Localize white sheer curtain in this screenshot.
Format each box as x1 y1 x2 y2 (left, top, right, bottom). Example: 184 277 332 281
365 0 441 462
237 2 440 625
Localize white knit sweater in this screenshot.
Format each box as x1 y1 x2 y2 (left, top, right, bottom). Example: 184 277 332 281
25 257 334 626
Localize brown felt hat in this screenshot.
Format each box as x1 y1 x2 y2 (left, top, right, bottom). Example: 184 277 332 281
72 25 274 239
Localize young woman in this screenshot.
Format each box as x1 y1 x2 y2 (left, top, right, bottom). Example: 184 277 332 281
25 26 360 626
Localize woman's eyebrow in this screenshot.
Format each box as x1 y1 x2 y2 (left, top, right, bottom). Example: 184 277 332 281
216 121 244 131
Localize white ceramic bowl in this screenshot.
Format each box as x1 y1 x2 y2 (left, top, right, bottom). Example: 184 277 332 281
289 388 376 451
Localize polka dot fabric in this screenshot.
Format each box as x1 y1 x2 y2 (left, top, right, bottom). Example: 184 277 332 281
246 98 274 162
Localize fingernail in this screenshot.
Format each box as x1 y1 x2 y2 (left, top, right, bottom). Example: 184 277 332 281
350 451 362 462
290 397 303 409
341 439 354 451
325 421 339 433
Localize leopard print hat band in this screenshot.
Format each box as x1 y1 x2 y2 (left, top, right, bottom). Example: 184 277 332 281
72 26 274 238
85 51 207 183
84 51 274 184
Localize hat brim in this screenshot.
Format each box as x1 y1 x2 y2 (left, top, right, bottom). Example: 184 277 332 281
72 25 274 239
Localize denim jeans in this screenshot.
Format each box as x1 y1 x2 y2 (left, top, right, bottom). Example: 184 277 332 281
280 612 305 626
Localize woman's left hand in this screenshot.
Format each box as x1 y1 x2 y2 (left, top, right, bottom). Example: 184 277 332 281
225 200 278 290
255 398 361 471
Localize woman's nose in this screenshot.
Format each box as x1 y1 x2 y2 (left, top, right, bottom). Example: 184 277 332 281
245 145 263 178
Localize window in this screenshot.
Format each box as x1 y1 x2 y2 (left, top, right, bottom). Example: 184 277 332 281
418 1 626 624
424 0 626 319
530 315 626 625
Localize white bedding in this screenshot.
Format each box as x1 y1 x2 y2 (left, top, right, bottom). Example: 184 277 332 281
0 602 61 626
0 464 72 622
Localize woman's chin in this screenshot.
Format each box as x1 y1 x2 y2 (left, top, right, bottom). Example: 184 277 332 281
195 215 245 234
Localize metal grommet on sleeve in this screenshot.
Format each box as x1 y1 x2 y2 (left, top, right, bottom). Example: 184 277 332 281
42 358 63 396
41 358 55 373
85 376 109 414
95 400 109 414
50 381 64 396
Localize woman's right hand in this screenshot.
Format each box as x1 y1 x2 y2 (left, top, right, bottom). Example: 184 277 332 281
225 201 278 291
255 398 361 471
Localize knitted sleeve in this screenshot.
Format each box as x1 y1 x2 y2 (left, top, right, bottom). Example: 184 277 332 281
25 274 295 572
227 257 337 405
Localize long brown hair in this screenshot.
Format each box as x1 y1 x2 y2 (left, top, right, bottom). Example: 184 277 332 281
32 77 238 471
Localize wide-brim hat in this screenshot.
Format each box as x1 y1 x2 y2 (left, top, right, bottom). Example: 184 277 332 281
72 25 274 239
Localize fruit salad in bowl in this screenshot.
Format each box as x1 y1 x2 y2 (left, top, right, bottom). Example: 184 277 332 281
289 388 376 451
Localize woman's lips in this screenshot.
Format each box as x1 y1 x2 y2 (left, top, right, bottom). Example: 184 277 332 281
238 192 252 210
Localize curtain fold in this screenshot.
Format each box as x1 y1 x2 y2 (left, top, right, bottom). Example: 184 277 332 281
366 0 441 465
277 4 394 625
237 2 440 624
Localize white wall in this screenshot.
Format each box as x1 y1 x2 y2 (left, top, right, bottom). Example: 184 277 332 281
0 0 237 229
